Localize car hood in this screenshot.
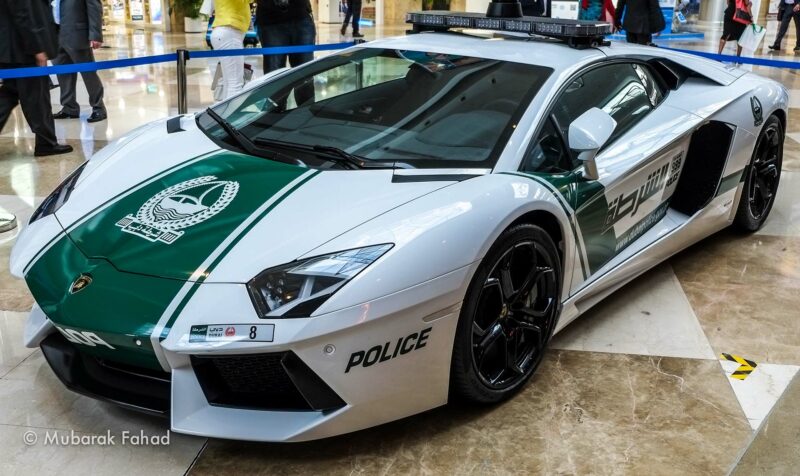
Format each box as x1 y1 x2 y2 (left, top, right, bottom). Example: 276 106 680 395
58 147 455 282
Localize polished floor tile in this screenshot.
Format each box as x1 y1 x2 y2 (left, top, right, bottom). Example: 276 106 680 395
190 351 750 476
672 231 800 365
0 311 36 378
720 359 799 430
552 264 715 360
732 373 800 475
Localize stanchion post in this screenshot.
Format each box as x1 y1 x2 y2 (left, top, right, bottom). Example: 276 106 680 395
176 49 189 114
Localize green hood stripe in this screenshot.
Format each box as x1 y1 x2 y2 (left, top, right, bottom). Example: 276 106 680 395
23 151 217 275
25 152 315 371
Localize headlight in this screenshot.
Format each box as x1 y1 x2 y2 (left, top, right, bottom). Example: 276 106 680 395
247 244 393 318
30 162 88 224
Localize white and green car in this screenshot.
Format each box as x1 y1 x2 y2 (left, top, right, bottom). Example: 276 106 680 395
11 17 786 441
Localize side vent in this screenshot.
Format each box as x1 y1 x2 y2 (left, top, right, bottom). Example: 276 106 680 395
669 121 734 215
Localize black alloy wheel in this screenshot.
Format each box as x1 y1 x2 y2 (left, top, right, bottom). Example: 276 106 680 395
735 115 783 232
450 224 561 403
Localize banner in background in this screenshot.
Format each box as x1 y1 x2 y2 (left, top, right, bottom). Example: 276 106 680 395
149 0 163 24
130 0 144 21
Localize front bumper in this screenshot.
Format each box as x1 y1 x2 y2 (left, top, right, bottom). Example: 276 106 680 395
28 264 475 442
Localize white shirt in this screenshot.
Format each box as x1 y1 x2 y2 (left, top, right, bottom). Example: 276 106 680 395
52 0 60 25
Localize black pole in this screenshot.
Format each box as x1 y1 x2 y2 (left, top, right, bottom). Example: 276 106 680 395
176 49 189 114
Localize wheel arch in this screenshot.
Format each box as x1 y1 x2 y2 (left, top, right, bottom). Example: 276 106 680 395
508 209 565 270
771 108 787 134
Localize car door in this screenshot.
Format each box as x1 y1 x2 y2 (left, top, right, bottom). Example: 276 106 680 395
521 61 693 292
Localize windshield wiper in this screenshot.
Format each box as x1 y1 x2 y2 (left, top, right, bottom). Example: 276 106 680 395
311 145 369 170
254 138 412 170
205 107 256 154
205 108 303 167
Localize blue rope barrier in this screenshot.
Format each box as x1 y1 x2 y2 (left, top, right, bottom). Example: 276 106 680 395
662 47 800 69
0 53 178 79
1 39 798 80
190 42 354 59
0 42 355 80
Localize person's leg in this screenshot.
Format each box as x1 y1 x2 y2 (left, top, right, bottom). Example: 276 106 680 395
719 37 727 54
0 75 21 133
288 16 317 68
17 76 59 150
260 23 291 73
53 47 80 116
342 2 353 33
352 0 362 35
290 17 317 106
212 26 246 99
71 47 106 114
792 10 800 49
772 7 792 48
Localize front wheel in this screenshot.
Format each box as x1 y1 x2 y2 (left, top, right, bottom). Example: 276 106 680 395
450 224 562 404
733 115 783 232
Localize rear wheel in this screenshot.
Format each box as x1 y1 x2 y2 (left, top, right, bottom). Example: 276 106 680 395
734 115 783 232
450 224 561 404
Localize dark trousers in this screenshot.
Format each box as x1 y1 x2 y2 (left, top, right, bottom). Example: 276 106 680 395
343 0 362 32
53 45 106 114
257 15 317 74
0 64 58 149
773 5 800 48
626 32 652 45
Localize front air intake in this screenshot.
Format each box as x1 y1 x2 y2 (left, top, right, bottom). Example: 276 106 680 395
191 352 346 412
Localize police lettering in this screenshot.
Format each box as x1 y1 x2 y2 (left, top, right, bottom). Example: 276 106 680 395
55 326 116 349
345 327 432 373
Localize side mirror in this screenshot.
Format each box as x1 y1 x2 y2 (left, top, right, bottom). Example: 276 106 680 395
568 107 617 181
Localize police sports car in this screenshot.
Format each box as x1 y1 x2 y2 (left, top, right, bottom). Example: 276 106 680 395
11 6 786 442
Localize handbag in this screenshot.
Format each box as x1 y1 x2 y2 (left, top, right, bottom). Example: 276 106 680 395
733 0 752 25
738 23 766 51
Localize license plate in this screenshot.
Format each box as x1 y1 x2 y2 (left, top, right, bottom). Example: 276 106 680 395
189 324 275 343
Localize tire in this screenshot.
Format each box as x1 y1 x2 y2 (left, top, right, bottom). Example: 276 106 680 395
450 224 562 404
733 114 784 232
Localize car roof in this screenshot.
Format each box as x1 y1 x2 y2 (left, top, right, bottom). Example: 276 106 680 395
359 32 606 73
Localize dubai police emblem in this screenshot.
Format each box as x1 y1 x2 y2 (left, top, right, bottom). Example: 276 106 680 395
116 176 239 244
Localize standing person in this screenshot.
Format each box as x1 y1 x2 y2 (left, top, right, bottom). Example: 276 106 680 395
255 0 316 74
614 0 664 45
340 0 364 38
211 0 252 99
720 0 752 55
52 0 107 123
0 0 73 156
768 0 800 51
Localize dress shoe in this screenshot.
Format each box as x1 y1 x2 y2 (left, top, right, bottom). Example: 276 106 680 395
53 110 79 119
768 44 781 51
87 111 107 123
34 144 73 157
340 25 347 35
352 32 364 38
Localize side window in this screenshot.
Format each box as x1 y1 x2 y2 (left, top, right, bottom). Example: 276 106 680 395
552 63 658 156
522 118 570 173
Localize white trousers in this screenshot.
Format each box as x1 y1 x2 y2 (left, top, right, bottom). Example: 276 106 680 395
210 26 245 99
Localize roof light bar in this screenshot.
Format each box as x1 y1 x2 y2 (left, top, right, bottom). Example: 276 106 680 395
405 11 613 49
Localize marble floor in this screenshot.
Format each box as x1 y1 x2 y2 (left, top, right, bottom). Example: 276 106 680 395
1 17 799 476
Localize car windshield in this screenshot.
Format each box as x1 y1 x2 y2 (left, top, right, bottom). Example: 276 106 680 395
197 48 552 169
